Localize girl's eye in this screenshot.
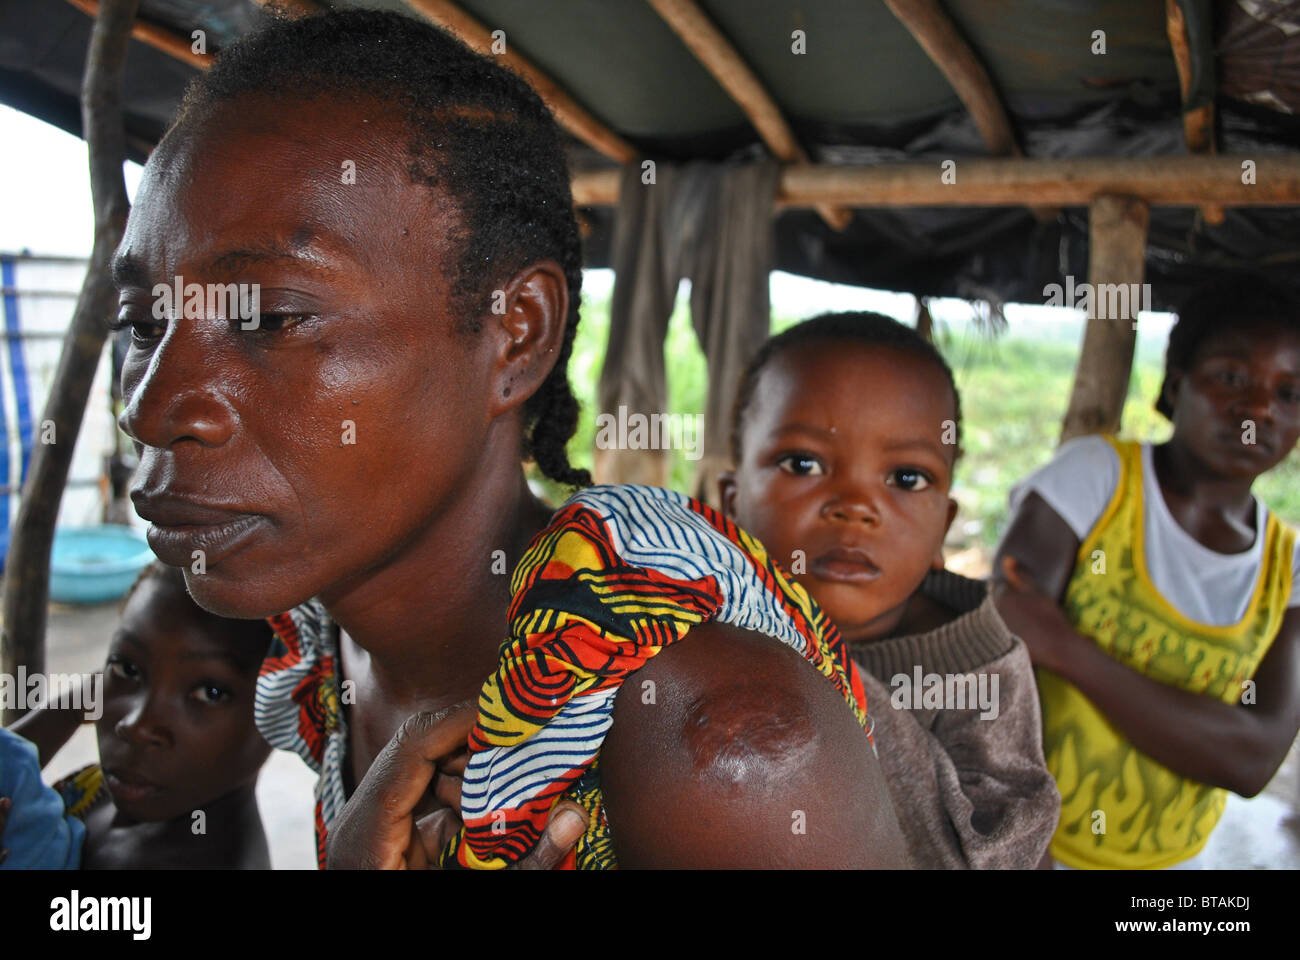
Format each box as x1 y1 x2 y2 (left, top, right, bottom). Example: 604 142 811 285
106 656 139 681
888 469 932 492
191 684 231 705
1215 369 1247 388
777 454 824 477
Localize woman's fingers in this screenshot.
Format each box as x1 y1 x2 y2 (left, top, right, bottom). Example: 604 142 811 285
433 771 463 811
512 801 589 871
326 701 478 869
415 807 462 865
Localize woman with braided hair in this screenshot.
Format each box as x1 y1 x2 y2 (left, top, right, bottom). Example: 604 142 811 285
113 8 905 869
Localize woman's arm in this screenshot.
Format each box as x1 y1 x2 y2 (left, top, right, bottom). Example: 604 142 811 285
599 620 910 868
994 492 1300 797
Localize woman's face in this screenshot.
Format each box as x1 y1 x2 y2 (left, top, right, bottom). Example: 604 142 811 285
115 95 501 618
1167 320 1300 480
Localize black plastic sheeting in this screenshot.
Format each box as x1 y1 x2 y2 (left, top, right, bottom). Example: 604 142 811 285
3 0 1298 308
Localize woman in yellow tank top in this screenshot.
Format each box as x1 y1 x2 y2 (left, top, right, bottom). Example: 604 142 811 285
993 275 1300 870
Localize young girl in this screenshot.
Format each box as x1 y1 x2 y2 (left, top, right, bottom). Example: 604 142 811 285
716 312 1060 869
1 561 273 868
994 275 1300 870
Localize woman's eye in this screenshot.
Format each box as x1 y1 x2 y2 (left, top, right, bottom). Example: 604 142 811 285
245 313 310 333
888 469 931 492
106 656 139 681
191 684 231 705
111 310 166 343
777 454 824 476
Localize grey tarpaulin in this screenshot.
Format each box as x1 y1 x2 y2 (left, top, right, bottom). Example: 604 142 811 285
595 160 780 504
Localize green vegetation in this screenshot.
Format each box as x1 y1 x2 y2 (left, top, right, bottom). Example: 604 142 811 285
536 286 1300 555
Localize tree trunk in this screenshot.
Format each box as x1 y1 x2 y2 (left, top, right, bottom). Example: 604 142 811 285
1 0 137 723
1059 195 1150 445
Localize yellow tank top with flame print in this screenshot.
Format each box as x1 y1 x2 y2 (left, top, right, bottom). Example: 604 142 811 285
1041 437 1294 869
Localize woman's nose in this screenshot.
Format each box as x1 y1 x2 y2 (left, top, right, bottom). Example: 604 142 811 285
118 325 237 451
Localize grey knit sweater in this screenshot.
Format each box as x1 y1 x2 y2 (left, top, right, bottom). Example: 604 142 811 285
850 570 1060 869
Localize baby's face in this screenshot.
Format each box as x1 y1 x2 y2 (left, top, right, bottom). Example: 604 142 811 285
723 341 958 643
95 578 270 822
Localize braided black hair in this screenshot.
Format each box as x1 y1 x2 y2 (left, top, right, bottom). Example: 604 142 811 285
729 311 963 463
173 8 590 487
1157 274 1300 420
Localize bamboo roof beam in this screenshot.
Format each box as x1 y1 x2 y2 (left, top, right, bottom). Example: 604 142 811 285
401 0 637 163
883 0 1060 221
571 154 1300 208
1166 0 1223 224
645 0 851 231
883 0 1020 156
64 0 211 69
249 0 324 16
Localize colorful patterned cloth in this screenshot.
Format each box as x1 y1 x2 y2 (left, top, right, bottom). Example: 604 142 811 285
439 485 869 869
256 484 869 870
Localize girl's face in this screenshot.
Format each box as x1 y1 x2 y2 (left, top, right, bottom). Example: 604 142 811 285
96 577 270 823
721 342 958 643
1166 321 1300 480
114 95 503 620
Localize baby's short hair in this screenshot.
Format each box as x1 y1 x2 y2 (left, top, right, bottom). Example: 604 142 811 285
729 311 963 463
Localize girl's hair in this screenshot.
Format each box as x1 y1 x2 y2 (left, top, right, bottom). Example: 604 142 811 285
729 311 963 462
1157 274 1300 420
122 561 273 672
172 8 590 487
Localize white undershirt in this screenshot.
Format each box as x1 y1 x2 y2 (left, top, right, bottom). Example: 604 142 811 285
1004 436 1300 626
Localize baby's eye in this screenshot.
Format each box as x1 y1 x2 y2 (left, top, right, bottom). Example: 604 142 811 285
106 656 139 681
888 469 931 492
777 453 824 477
191 683 232 705
1278 385 1300 406
1216 369 1248 388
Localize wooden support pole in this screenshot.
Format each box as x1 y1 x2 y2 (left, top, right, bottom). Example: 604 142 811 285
2 0 137 723
1166 0 1223 224
571 154 1300 208
401 0 638 163
64 0 211 69
645 0 850 230
1059 195 1151 444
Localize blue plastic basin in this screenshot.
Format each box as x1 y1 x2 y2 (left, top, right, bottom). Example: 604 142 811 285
49 526 153 605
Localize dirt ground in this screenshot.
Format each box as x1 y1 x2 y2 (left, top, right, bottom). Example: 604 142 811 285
20 598 1300 870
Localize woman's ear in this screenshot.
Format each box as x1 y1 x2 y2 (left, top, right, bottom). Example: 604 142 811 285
485 260 569 419
718 471 738 519
933 497 959 570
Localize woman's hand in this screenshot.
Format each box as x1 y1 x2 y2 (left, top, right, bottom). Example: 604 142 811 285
327 703 587 870
993 555 1074 674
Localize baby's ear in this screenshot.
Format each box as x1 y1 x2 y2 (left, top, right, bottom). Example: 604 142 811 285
933 497 959 570
717 471 738 519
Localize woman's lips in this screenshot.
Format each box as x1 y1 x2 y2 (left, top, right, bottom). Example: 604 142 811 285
144 513 268 568
810 547 881 584
103 768 162 805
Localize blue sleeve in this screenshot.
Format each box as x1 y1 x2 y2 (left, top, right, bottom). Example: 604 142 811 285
0 727 84 869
